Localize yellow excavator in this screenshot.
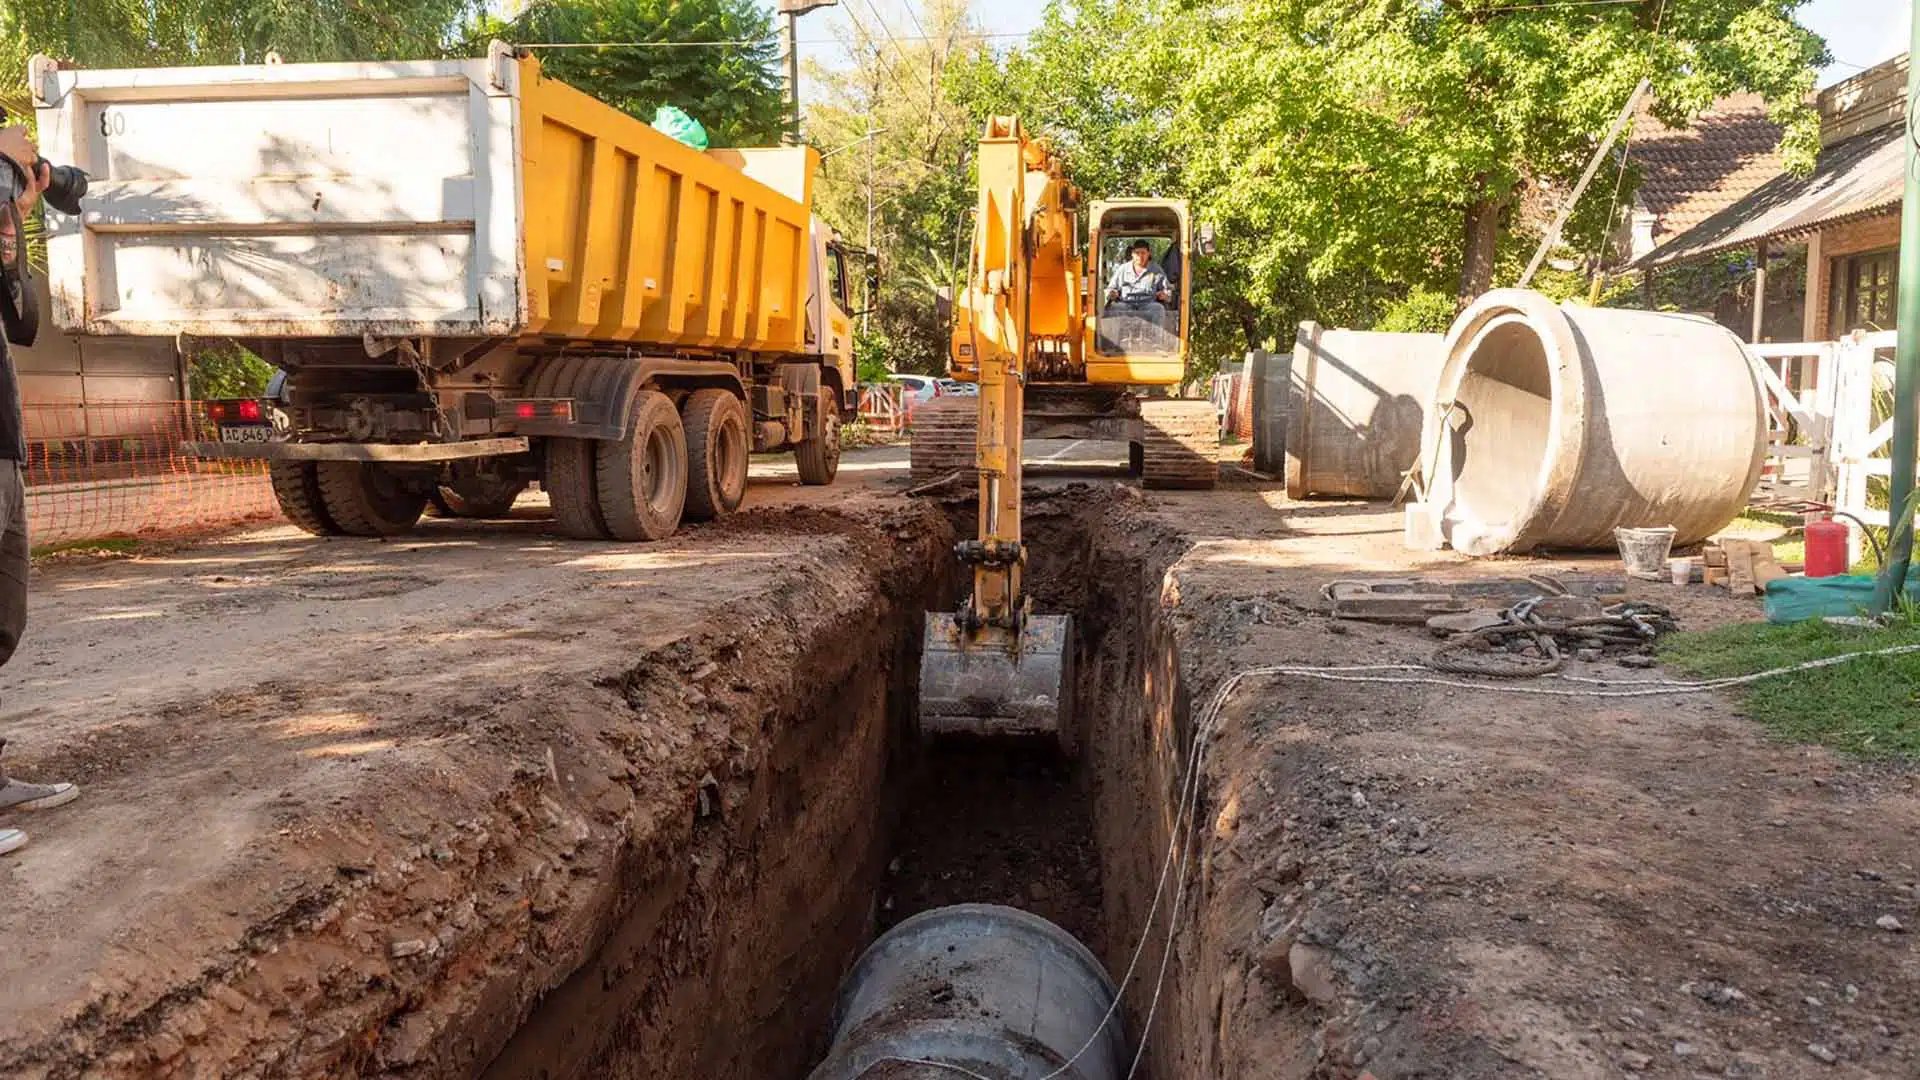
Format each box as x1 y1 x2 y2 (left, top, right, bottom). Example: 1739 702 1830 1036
916 117 1217 746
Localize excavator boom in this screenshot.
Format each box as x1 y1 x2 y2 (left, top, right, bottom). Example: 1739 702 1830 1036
918 117 1075 745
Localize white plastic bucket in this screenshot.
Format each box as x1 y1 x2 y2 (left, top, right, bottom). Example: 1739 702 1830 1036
1614 526 1678 581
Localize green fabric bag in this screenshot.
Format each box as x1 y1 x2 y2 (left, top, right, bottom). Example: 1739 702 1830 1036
1764 575 1920 622
651 106 709 150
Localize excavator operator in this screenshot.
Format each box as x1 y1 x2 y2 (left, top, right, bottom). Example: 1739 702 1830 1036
1104 239 1171 319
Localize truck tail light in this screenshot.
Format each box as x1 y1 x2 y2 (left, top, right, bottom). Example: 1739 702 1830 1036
237 399 263 422
504 399 575 422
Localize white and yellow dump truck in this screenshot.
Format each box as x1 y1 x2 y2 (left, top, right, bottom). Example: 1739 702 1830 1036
30 42 869 539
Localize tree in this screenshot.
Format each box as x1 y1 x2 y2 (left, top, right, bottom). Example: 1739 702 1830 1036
804 0 985 374
955 0 1828 368
2 0 481 67
187 343 276 399
497 0 784 145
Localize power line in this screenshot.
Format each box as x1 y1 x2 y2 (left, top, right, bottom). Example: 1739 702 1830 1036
1463 0 1646 8
522 39 770 49
895 0 931 42
837 0 919 102
516 30 1031 50
860 0 921 75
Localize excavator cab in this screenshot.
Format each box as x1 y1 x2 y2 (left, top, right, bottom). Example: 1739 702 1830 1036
1091 202 1188 360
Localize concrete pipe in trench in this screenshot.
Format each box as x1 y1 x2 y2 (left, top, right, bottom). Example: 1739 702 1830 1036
807 904 1125 1080
1421 289 1765 556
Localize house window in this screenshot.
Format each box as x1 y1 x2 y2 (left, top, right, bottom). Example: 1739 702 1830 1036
1831 247 1899 333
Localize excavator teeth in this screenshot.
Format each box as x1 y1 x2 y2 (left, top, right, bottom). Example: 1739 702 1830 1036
918 613 1073 745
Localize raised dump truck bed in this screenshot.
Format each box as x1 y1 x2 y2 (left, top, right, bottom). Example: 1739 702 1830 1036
30 44 862 541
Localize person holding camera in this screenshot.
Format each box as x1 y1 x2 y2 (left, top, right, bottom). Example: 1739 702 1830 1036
0 124 81 857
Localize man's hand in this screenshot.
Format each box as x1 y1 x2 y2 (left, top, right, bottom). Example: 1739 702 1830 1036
1155 290 1171 303
0 126 48 229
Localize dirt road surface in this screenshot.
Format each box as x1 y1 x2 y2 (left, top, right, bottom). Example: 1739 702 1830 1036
3 444 1917 1079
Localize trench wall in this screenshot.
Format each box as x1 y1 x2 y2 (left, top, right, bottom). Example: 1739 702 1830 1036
467 506 958 1079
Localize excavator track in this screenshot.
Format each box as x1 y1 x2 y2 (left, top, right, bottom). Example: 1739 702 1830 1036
908 397 980 483
1138 399 1220 490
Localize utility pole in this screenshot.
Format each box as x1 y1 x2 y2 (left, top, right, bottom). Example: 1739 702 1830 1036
776 0 838 145
1517 78 1650 289
865 114 876 333
1872 4 1920 612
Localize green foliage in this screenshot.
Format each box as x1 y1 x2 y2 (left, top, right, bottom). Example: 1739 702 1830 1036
804 0 982 381
1659 614 1920 759
497 0 784 145
29 535 143 561
1374 287 1458 335
854 289 949 377
188 344 275 400
854 328 892 385
3 0 482 66
955 0 1827 352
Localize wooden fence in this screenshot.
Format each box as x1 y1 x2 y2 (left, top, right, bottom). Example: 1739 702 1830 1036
1748 330 1898 562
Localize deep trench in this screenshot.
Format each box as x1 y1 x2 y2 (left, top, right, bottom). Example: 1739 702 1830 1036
480 484 1201 1080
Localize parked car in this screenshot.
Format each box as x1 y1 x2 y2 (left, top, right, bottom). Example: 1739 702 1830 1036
937 379 978 396
890 373 944 407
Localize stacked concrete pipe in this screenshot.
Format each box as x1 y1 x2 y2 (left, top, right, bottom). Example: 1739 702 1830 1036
1287 322 1448 499
1416 289 1765 557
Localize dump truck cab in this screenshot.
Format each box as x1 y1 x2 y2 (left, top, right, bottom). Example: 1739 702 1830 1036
809 220 867 412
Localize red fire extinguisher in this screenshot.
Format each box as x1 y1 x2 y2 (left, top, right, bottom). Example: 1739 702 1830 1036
1804 512 1849 578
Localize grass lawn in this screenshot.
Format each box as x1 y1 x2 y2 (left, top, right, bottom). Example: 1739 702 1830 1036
1660 615 1920 759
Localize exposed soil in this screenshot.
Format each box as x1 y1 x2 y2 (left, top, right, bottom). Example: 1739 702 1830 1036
881 744 1106 955
0 471 958 1079
1124 485 1920 1080
7 445 1920 1080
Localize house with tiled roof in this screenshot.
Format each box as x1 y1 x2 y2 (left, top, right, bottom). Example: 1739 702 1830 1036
1635 55 1908 343
1624 94 1785 264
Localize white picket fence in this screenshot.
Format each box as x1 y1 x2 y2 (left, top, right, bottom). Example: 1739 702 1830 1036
1748 330 1898 561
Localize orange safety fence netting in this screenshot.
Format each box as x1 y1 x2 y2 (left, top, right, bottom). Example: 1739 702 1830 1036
22 401 283 548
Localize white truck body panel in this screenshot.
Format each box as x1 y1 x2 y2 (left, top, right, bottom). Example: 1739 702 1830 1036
30 49 527 339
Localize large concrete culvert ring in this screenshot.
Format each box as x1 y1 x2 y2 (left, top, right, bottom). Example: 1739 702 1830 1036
808 904 1125 1080
1422 289 1766 556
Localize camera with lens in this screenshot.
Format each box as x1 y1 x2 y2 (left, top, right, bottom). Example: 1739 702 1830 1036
0 107 88 216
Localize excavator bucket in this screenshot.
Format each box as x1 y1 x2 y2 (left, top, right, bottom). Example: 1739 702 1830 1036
918 613 1074 745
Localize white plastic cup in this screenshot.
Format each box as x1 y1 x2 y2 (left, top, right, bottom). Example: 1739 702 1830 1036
1669 557 1692 586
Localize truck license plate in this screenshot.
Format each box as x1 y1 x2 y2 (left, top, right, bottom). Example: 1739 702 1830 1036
218 425 273 444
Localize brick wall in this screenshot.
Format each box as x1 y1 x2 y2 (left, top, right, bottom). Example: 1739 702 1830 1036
1807 213 1900 340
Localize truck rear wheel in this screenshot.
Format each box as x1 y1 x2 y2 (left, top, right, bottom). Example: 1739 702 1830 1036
794 388 841 486
546 437 610 540
314 462 429 536
269 460 342 536
682 389 750 521
597 390 688 541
